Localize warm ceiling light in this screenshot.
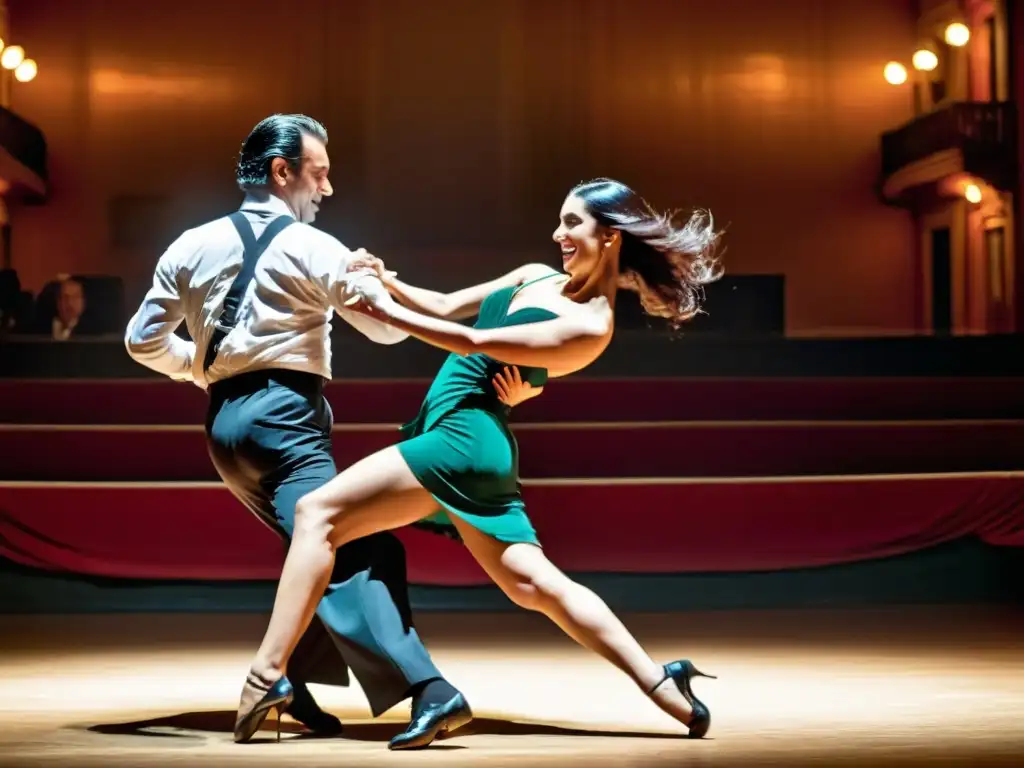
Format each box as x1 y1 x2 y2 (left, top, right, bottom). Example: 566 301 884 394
1 45 24 70
14 59 36 83
945 22 970 46
912 49 938 71
884 61 908 85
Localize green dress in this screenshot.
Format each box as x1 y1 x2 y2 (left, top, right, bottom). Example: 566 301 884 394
397 274 561 545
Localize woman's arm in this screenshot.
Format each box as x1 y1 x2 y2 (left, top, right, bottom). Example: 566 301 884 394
347 292 613 377
377 262 556 320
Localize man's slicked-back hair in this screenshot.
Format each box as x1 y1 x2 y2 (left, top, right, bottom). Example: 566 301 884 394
235 114 328 191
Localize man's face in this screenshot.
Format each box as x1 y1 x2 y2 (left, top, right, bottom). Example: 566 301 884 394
276 134 333 223
58 280 84 324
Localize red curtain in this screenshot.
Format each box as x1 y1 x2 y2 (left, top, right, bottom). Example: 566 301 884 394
2 475 1022 585
2 421 1021 481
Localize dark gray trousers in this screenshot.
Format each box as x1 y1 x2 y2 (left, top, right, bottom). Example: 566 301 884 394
204 368 441 716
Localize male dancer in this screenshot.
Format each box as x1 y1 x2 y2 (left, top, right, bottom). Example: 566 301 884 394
125 113 467 749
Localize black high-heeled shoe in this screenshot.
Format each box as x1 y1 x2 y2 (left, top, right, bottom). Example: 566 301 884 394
234 672 295 744
648 659 716 739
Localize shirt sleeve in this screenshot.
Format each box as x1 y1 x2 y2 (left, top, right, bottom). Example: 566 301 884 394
309 233 410 346
124 235 197 381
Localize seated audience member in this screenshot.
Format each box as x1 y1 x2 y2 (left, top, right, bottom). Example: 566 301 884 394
20 272 126 340
51 276 87 340
26 275 107 340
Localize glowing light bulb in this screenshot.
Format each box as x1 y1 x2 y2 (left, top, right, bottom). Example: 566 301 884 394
14 59 36 83
1 45 24 70
912 49 938 71
964 183 982 204
945 22 970 47
884 61 908 85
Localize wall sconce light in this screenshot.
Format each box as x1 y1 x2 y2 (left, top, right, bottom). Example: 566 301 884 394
0 45 24 71
964 183 982 204
0 41 38 83
14 59 36 83
911 49 938 71
884 61 908 85
945 22 970 47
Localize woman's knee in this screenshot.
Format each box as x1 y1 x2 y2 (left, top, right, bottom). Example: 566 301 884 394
501 564 574 612
293 490 342 545
501 579 542 611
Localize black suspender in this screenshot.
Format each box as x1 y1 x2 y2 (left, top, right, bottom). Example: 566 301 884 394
202 211 295 374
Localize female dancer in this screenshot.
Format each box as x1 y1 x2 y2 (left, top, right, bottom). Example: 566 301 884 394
237 178 724 746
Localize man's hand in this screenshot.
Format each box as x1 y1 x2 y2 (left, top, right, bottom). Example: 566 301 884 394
492 365 543 407
348 248 397 283
342 273 395 322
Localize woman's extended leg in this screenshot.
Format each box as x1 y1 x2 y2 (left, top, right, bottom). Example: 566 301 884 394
446 514 700 729
250 446 437 682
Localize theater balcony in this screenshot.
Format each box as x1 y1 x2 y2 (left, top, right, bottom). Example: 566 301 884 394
0 105 47 203
879 101 1017 207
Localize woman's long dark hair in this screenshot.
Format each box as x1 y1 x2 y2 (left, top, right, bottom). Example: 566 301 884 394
572 178 723 328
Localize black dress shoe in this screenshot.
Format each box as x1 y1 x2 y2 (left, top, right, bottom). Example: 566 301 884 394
388 692 473 750
285 680 344 737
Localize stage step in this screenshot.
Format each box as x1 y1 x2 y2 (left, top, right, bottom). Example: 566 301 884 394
2 474 1022 586
2 377 1024 424
3 420 1024 480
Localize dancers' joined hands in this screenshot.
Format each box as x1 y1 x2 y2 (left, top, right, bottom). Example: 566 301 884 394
344 248 612 342
344 250 541 408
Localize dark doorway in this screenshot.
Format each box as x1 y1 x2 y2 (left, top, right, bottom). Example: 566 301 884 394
931 227 952 335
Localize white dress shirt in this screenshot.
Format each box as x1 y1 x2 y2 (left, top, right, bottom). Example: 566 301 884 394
52 316 78 341
125 193 407 388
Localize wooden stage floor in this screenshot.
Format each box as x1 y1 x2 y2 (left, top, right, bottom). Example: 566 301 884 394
1 607 1022 767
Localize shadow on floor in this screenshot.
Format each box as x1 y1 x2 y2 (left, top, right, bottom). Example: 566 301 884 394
86 710 684 744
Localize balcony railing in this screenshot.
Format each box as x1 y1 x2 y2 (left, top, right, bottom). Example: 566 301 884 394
0 105 47 186
880 101 1017 188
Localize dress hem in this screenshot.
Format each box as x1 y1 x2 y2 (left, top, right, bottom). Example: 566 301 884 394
396 441 541 548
